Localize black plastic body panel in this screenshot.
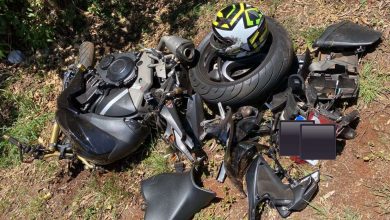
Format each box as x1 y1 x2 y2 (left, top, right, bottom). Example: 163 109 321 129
246 155 319 219
56 109 149 165
95 88 137 117
185 93 205 141
57 71 85 112
313 21 381 49
141 168 216 220
57 72 149 165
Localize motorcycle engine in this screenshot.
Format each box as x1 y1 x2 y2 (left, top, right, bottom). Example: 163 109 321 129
74 52 154 117
96 53 137 87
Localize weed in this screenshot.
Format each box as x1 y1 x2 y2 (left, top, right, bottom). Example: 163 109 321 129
269 0 282 17
280 16 300 47
359 0 367 8
84 206 98 220
23 195 46 219
302 27 325 48
194 212 224 220
0 89 53 168
308 197 333 219
35 160 60 178
0 198 11 214
193 203 224 220
289 163 316 179
71 175 131 219
142 150 169 176
87 1 103 16
365 149 390 162
0 183 28 216
338 207 363 220
359 62 388 104
163 1 217 39
367 183 390 215
0 43 10 59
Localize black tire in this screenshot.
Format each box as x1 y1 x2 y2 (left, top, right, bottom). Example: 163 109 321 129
77 41 95 68
189 17 293 106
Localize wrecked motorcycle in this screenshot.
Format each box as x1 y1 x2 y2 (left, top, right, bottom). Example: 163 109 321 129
53 36 204 165
3 16 382 220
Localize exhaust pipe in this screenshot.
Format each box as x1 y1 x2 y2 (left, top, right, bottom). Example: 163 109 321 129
157 35 195 64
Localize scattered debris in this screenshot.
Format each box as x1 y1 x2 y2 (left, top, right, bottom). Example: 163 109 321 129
7 50 25 64
1 6 383 220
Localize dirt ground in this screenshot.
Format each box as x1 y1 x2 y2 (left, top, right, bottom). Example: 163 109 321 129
0 0 389 219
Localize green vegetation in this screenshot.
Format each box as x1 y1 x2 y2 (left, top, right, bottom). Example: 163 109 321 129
360 62 388 104
0 0 54 56
269 0 282 17
142 141 170 176
359 0 367 8
308 198 332 219
368 183 390 215
194 207 225 220
0 75 53 168
35 160 60 178
0 0 212 58
71 175 131 219
0 184 30 218
302 27 325 48
22 194 47 219
338 207 363 220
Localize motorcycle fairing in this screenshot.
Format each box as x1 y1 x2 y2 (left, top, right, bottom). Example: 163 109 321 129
224 141 257 195
94 88 137 117
246 155 319 219
141 167 216 220
56 109 150 165
56 70 149 165
161 105 195 162
185 93 205 142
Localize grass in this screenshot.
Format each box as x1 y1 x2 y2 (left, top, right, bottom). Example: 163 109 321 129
0 70 56 168
22 194 47 219
0 160 58 218
308 196 333 219
338 207 363 220
269 0 283 17
35 160 60 178
0 89 53 168
367 183 390 215
70 175 132 219
193 202 225 220
359 0 367 8
0 184 39 219
302 27 325 48
359 62 388 104
141 139 170 176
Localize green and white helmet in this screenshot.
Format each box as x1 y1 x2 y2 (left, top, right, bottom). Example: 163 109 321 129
211 3 269 59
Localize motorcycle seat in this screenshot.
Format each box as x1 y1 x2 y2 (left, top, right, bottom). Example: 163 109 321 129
313 21 381 49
